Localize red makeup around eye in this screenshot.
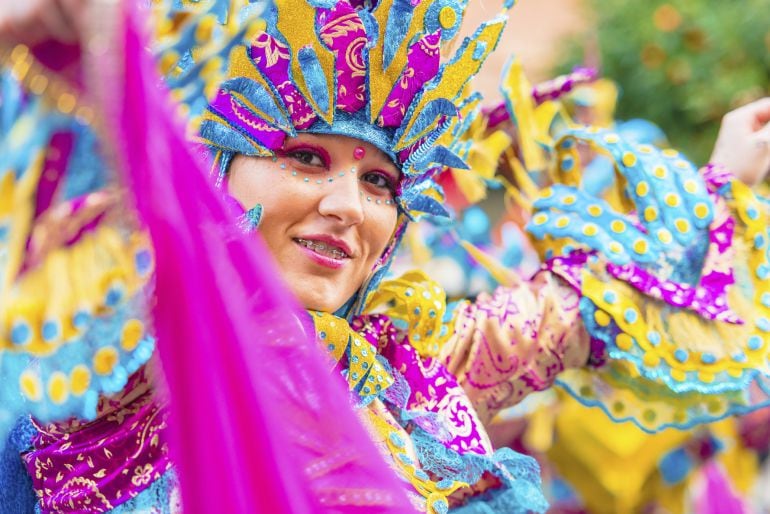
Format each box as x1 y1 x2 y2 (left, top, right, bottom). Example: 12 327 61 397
277 143 332 168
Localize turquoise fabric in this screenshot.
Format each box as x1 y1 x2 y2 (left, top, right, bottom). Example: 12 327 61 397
0 417 36 514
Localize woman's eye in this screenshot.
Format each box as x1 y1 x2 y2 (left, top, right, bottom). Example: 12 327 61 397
362 171 396 192
288 150 326 167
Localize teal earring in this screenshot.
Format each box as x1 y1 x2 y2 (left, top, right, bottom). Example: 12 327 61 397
238 204 263 233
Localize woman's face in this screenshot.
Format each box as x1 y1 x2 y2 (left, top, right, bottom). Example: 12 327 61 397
228 133 400 312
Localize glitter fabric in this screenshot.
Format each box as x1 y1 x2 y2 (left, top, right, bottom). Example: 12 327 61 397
172 0 512 220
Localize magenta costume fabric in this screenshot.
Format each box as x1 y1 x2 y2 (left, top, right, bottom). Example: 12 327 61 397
352 314 491 456
23 370 172 512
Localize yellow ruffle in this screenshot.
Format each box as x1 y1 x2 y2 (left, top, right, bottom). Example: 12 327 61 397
1 225 153 355
546 391 758 514
310 311 394 396
579 179 770 382
365 270 453 358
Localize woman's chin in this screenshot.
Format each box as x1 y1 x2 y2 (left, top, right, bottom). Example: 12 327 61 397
296 294 346 313
288 276 350 313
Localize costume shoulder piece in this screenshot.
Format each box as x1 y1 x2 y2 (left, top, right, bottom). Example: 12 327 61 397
526 123 770 431
440 60 770 431
0 0 268 442
0 65 157 440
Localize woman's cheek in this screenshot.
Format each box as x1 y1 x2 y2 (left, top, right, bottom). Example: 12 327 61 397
372 208 398 255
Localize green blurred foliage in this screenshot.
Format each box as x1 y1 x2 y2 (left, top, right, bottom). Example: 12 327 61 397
556 0 770 163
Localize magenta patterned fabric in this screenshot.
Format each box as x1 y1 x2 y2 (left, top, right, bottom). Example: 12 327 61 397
22 371 171 514
32 132 73 220
208 89 288 150
701 162 733 193
378 31 442 128
352 314 492 457
531 66 598 105
249 32 318 130
318 3 367 113
20 132 74 274
542 250 590 292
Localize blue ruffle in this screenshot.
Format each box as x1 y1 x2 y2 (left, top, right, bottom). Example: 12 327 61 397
0 417 36 514
410 428 548 514
366 360 548 513
0 293 156 445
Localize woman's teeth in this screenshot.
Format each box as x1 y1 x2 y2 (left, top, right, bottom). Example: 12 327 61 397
295 238 348 259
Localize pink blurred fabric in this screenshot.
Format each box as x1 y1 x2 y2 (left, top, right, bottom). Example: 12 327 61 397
50 3 416 513
694 461 746 514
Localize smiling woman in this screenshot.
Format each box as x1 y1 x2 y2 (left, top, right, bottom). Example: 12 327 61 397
227 135 400 312
3 0 770 514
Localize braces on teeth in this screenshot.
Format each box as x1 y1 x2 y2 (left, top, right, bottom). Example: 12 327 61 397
296 238 348 259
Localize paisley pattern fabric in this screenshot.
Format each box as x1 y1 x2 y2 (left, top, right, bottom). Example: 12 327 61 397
23 368 172 513
442 272 592 425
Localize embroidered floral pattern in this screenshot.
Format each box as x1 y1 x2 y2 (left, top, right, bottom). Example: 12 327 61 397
24 368 171 514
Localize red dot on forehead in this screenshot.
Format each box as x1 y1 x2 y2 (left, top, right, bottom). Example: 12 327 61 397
353 146 366 160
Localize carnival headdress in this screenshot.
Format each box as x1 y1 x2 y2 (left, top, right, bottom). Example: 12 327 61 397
158 0 511 220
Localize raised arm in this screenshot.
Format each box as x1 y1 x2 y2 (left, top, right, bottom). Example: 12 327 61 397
440 271 593 425
435 98 770 430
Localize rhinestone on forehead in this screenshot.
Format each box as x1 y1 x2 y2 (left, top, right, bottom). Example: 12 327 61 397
353 147 366 160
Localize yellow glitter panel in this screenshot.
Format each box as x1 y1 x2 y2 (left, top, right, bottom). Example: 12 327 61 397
367 0 432 123
1 150 45 293
365 271 452 358
311 311 395 395
500 58 546 172
433 85 480 152
581 271 754 375
310 311 349 363
274 0 335 124
347 332 393 394
394 18 507 151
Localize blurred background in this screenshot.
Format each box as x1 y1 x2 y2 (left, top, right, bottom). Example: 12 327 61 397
413 3 770 513
465 0 770 163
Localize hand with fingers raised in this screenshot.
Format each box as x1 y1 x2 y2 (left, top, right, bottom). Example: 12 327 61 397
710 97 770 187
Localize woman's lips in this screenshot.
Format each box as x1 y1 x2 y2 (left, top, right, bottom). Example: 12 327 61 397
294 238 350 269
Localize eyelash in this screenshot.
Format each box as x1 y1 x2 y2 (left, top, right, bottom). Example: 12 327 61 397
283 147 329 168
362 171 397 194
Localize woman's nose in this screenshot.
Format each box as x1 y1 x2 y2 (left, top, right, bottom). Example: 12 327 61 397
317 171 365 226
